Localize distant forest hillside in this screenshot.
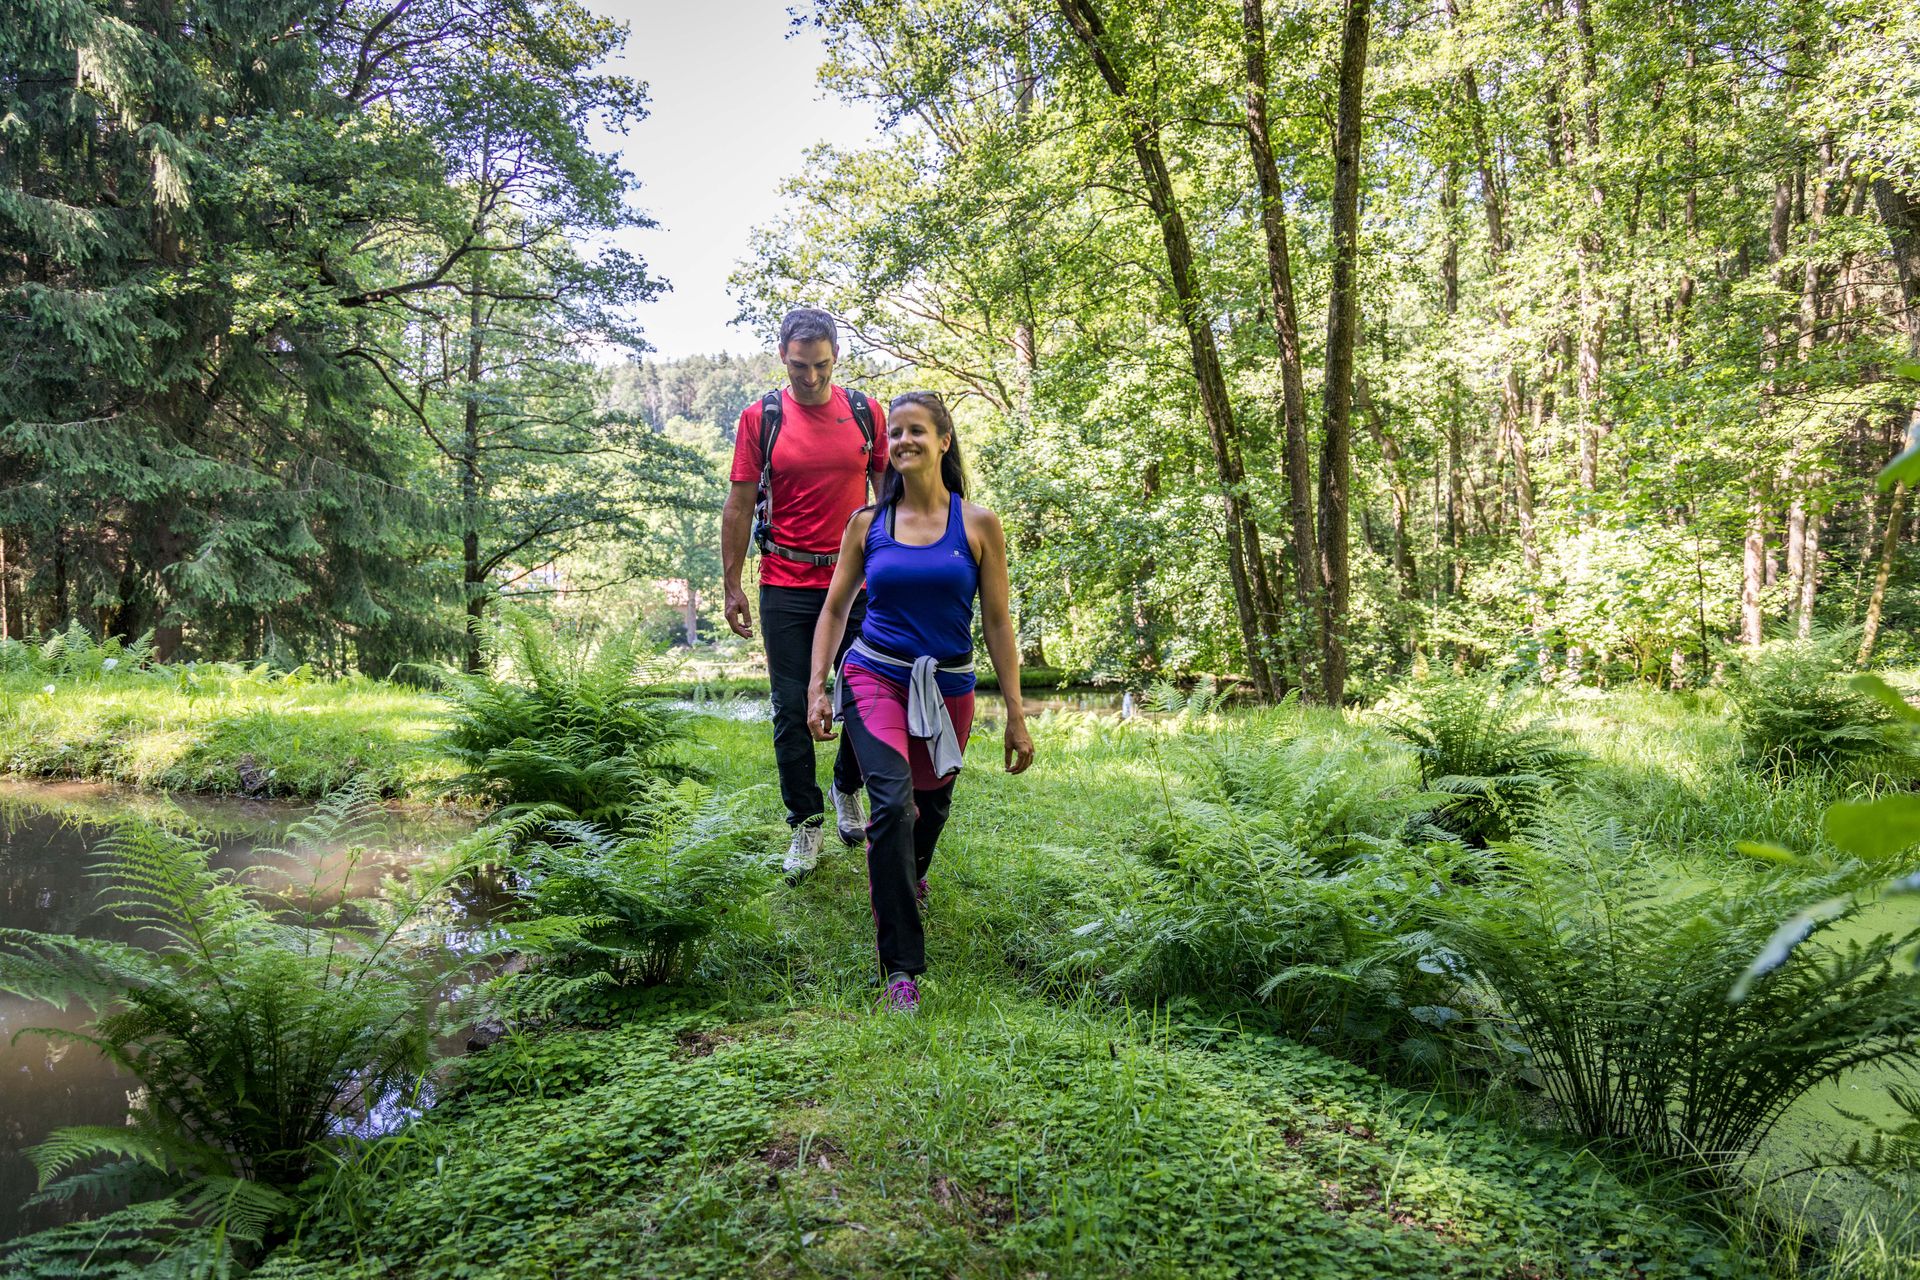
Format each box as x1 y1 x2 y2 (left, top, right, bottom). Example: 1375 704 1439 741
608 354 784 443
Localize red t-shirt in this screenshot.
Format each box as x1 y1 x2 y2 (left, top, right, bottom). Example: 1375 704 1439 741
731 386 888 589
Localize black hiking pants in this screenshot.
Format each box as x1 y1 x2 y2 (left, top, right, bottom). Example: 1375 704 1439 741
760 584 866 827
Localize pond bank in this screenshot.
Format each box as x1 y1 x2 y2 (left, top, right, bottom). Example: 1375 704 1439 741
0 671 453 799
0 782 482 1242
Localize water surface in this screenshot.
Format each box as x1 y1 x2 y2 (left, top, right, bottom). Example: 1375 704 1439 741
0 782 476 1241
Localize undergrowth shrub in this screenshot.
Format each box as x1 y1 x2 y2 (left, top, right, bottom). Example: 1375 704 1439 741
1058 730 1485 1076
1379 674 1585 844
0 622 159 681
486 780 778 1015
0 780 492 1261
1430 802 1920 1181
434 612 699 822
1724 630 1907 772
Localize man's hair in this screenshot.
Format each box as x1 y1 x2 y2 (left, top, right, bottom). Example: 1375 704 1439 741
778 307 839 352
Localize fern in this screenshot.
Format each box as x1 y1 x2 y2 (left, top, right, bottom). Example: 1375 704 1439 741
1058 729 1478 1076
493 780 779 1003
1725 628 1909 772
1429 802 1920 1181
431 611 700 821
1380 674 1585 844
0 779 506 1252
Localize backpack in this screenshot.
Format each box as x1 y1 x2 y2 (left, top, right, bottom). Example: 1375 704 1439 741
751 387 877 566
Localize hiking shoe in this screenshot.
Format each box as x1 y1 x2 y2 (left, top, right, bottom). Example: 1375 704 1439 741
883 975 920 1014
782 822 826 883
831 785 866 846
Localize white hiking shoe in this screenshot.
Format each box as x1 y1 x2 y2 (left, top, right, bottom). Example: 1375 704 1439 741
782 822 826 884
831 785 867 846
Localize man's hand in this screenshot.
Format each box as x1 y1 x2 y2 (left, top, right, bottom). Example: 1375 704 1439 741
724 584 753 638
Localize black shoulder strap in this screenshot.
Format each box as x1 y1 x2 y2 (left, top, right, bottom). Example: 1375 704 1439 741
846 389 876 500
845 389 876 454
758 388 784 483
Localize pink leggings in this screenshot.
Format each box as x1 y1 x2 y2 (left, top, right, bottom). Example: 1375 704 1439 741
840 665 975 976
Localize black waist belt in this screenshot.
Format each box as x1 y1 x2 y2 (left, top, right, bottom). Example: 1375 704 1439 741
763 539 838 567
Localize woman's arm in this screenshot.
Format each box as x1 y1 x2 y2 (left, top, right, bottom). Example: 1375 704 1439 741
972 506 1035 775
806 511 872 741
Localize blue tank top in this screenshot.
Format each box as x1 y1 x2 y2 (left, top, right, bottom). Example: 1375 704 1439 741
849 493 978 695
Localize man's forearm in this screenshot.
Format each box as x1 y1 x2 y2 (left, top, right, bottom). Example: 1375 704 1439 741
721 495 751 589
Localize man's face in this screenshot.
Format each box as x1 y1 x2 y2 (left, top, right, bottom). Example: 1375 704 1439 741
780 337 836 400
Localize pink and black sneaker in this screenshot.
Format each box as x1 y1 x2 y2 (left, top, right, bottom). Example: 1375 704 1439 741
883 975 920 1014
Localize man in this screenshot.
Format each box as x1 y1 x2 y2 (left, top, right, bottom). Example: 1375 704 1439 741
723 308 885 879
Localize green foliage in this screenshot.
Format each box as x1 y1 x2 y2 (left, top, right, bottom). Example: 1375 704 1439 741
0 624 160 682
0 780 489 1249
1433 804 1920 1180
1380 676 1585 844
0 663 449 797
434 614 700 821
1057 728 1481 1075
0 1199 227 1280
1725 631 1908 771
494 781 779 1007
264 1002 1742 1279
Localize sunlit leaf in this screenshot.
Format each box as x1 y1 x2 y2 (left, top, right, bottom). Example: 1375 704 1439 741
1823 795 1920 862
1850 673 1920 725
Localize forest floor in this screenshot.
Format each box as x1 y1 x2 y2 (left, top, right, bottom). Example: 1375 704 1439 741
6 675 1917 1276
255 709 1756 1280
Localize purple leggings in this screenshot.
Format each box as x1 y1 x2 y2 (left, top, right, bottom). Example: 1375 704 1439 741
840 664 976 976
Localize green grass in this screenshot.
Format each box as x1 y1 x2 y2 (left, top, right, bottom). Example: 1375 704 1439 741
248 705 1785 1278
0 669 452 799
261 992 1740 1280
11 676 1920 1276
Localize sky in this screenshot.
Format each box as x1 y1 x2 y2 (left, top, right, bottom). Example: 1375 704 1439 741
586 1 885 360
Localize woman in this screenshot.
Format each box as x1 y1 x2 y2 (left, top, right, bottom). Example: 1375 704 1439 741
806 391 1034 1013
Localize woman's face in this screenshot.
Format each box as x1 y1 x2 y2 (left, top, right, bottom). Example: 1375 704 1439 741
887 404 948 475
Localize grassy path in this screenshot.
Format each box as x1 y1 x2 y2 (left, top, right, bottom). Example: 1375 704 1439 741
259 711 1741 1279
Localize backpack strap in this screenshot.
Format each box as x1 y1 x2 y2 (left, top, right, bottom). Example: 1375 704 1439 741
846 389 878 503
751 389 784 556
753 386 877 565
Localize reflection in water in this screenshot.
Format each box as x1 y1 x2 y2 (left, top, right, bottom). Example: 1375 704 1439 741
0 782 479 1242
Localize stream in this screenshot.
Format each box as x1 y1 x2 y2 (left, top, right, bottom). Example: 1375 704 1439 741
0 781 479 1242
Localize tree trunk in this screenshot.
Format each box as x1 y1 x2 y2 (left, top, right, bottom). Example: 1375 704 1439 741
1797 503 1821 638
1860 483 1907 665
1057 0 1283 699
1741 488 1768 646
1460 64 1538 572
462 280 487 674
1317 0 1372 704
1568 0 1608 506
1785 496 1808 626
53 528 69 630
1242 0 1322 695
1441 168 1464 598
1357 375 1416 598
1872 177 1920 444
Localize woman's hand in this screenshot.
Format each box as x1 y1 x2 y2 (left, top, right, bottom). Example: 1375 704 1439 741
1003 715 1035 775
807 683 836 741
